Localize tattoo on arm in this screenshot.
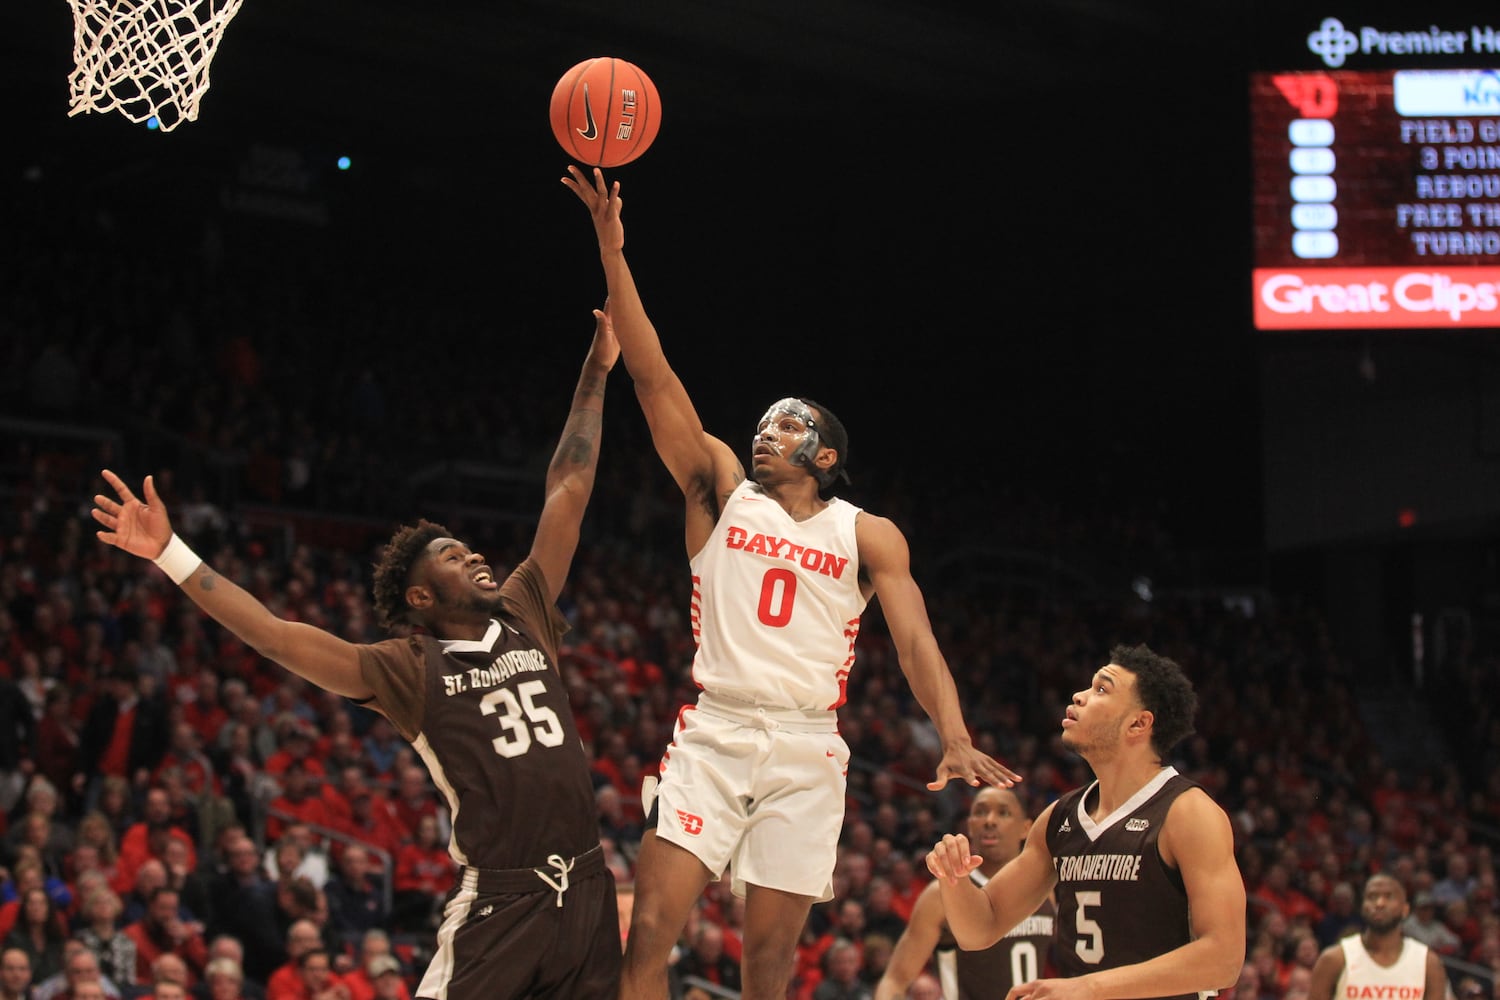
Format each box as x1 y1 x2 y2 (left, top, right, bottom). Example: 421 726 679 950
554 412 601 470
577 371 607 400
198 572 217 591
558 432 593 466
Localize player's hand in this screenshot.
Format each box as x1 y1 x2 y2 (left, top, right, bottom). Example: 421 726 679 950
562 165 624 253
92 470 174 560
925 833 982 885
1005 977 1103 1000
928 741 1022 790
589 299 621 370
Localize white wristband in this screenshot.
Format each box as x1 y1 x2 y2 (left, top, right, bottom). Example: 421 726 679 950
153 534 203 585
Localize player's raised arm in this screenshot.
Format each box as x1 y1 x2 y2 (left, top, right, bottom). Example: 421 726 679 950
563 166 739 511
91 471 371 700
857 512 1020 790
527 305 619 602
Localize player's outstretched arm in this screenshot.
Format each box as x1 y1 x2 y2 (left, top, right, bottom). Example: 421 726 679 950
874 881 946 1000
927 805 1058 951
92 471 371 700
528 305 618 602
562 166 734 506
857 512 1020 790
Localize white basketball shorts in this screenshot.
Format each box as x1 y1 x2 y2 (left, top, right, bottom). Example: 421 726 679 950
645 692 849 901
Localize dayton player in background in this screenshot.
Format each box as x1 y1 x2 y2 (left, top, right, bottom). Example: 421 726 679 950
92 313 624 1000
876 787 1054 1000
926 645 1244 1000
1306 873 1448 1000
564 166 1019 1000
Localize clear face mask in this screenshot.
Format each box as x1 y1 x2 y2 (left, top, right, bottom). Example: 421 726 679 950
754 398 821 467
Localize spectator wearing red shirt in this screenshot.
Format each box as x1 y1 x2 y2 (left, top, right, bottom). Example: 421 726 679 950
1252 863 1324 925
386 767 437 844
277 951 346 1000
339 934 409 1000
76 670 169 794
152 724 220 800
180 672 228 751
336 792 403 868
614 631 664 697
123 889 207 987
264 764 332 845
310 714 356 766
317 767 363 829
390 816 452 934
264 923 337 1000
589 731 631 797
113 789 196 899
262 728 325 782
359 958 404 1000
885 855 926 925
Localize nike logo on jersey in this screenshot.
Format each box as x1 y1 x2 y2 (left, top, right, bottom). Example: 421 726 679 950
577 84 599 140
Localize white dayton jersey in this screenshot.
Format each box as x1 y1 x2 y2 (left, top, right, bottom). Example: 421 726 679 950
688 480 867 711
1335 936 1431 1000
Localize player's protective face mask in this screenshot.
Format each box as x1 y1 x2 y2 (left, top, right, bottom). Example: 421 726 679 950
754 398 822 469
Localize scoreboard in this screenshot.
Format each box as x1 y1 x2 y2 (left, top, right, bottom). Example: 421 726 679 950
1250 13 1500 330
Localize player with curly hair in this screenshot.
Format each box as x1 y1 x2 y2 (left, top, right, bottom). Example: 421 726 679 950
925 644 1246 1000
92 309 623 1000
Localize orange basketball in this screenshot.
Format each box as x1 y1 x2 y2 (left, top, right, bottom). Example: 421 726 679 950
550 57 662 168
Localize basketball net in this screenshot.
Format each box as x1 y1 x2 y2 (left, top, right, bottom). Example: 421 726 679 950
66 0 245 132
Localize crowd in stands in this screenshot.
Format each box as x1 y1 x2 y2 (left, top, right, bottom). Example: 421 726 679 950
3 185 1499 1000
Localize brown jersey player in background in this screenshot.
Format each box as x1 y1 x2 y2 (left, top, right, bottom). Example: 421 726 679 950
876 787 1054 1000
925 644 1244 1000
91 310 623 1000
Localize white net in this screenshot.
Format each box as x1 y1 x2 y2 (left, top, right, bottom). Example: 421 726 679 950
66 0 246 132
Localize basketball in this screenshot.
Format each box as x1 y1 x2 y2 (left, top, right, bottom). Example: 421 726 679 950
550 57 662 167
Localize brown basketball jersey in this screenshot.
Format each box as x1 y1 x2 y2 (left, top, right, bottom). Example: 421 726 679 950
1046 768 1197 1000
936 870 1057 1000
358 559 597 870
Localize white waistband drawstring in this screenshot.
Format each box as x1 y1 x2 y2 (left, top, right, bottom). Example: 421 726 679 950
533 853 575 908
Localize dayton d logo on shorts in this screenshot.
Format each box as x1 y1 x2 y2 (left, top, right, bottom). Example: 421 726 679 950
676 810 704 836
